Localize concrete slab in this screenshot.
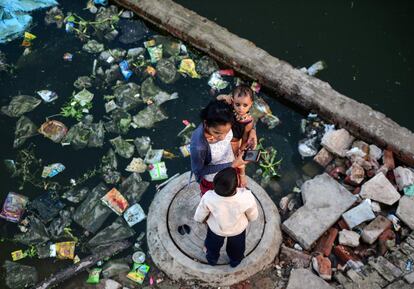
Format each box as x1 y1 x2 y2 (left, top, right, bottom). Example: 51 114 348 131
360 173 401 205
396 196 414 230
282 173 357 250
286 269 334 289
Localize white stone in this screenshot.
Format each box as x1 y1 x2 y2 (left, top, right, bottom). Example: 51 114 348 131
370 201 382 213
369 144 382 160
339 229 360 247
361 215 391 244
321 128 355 157
393 166 414 191
282 173 357 250
360 172 401 205
342 199 375 229
396 196 414 230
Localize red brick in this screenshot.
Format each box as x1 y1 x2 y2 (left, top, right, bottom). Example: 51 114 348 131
383 149 395 170
337 218 350 230
378 229 396 256
314 228 338 257
333 245 360 264
312 254 332 280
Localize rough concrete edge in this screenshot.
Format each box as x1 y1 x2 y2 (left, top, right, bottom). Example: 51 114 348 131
147 172 282 286
113 0 414 166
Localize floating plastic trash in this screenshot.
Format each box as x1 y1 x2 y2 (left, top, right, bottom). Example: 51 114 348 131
118 19 149 44
30 191 65 222
304 60 327 76
63 52 73 61
156 58 180 84
82 39 104 54
179 144 191 157
101 188 129 215
74 88 94 106
86 268 102 284
1 95 41 117
127 263 150 284
21 31 36 47
55 241 76 259
298 137 318 158
196 55 219 77
11 250 27 261
37 90 58 102
0 192 28 223
105 100 119 113
251 81 261 93
132 251 146 263
404 184 414 197
39 120 68 143
73 183 112 233
133 105 168 129
218 69 234 76
119 60 133 80
208 72 229 91
146 65 156 76
120 173 149 203
3 260 38 289
147 44 163 63
126 158 147 173
124 204 146 226
177 59 200 78
14 116 38 148
110 136 135 159
87 217 135 248
149 162 168 181
144 149 164 164
42 163 65 178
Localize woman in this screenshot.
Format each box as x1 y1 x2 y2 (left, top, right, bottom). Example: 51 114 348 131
190 100 256 195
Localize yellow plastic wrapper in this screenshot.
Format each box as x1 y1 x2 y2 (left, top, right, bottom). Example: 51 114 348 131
11 250 27 261
55 241 76 260
21 32 37 47
177 59 200 78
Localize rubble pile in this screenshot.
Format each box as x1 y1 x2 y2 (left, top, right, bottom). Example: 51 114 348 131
279 123 414 288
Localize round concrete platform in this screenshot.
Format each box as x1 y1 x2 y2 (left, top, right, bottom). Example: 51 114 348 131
147 171 282 286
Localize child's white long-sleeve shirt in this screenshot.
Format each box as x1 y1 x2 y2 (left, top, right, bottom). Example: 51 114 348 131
194 187 259 237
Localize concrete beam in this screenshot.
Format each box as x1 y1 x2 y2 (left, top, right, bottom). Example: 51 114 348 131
114 0 414 166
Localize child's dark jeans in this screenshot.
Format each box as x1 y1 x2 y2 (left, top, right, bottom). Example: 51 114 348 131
205 226 246 267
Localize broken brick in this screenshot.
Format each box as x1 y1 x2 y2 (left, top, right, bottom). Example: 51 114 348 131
314 228 338 257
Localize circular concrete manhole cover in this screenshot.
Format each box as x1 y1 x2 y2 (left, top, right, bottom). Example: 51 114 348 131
147 172 282 286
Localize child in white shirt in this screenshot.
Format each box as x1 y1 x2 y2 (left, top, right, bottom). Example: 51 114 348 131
194 167 258 267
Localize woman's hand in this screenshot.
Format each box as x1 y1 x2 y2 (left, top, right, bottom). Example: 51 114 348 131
232 153 248 168
247 129 257 149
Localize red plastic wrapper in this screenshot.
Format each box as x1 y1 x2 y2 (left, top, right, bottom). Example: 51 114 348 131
218 69 234 76
0 192 29 223
182 120 190 126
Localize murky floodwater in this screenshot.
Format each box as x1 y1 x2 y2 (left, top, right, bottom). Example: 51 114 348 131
0 1 321 287
176 0 414 131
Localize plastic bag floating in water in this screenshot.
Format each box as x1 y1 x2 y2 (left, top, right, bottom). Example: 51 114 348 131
1 95 41 117
0 192 29 223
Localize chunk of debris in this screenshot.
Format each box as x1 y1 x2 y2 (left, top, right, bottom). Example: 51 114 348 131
321 128 355 157
359 172 401 205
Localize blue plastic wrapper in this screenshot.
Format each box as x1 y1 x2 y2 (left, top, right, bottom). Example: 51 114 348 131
119 60 133 80
94 0 108 6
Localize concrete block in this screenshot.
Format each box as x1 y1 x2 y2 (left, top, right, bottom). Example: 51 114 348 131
286 269 334 289
360 172 401 205
339 230 360 247
342 199 376 229
282 174 356 250
321 128 355 157
361 215 392 244
396 196 414 230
